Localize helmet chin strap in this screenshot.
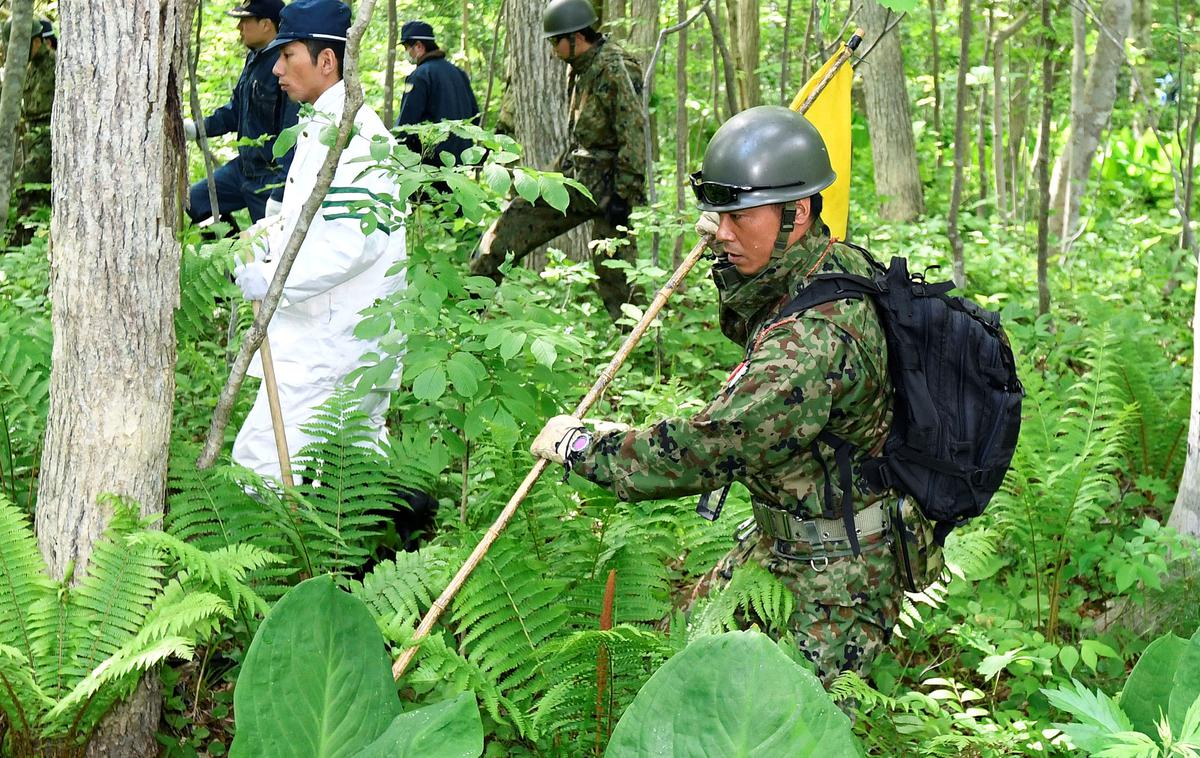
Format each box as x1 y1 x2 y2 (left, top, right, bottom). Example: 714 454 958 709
774 202 797 252
568 35 577 61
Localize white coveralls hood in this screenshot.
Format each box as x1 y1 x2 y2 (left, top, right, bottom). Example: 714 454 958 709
233 80 407 479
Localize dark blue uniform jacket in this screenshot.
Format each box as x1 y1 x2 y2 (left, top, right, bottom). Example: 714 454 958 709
395 51 480 166
204 45 300 187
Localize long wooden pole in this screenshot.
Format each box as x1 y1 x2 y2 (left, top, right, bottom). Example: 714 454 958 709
391 27 860 681
251 301 295 489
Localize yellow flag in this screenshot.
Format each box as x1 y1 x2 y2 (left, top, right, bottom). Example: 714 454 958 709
790 49 853 241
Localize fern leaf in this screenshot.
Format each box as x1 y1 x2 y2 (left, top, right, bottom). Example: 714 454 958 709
0 498 56 672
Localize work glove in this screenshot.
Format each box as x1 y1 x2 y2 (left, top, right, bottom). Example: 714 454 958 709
234 261 270 301
531 416 631 465
183 118 198 141
695 211 724 253
264 197 283 218
531 415 588 465
604 195 632 228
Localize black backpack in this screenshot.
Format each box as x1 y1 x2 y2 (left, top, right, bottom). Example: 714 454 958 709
698 247 1023 556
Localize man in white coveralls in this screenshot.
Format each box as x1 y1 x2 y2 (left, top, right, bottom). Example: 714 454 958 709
231 0 405 479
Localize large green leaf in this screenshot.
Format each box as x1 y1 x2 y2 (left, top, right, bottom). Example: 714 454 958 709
230 576 400 758
605 631 859 757
1169 627 1200 734
1121 631 1187 736
356 692 484 758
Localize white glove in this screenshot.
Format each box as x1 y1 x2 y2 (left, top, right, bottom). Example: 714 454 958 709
695 211 724 252
234 261 270 301
183 118 198 141
585 418 632 436
264 197 283 218
531 415 588 464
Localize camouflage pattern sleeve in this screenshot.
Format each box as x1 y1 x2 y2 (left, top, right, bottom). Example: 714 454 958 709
608 54 647 205
574 317 849 501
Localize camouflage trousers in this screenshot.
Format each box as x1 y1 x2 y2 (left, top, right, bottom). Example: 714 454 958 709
469 185 636 321
691 526 903 688
9 123 51 241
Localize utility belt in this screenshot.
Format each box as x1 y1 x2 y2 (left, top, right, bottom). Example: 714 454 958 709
750 499 891 567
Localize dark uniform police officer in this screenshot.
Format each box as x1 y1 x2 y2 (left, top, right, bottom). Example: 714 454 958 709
470 0 647 322
532 106 905 686
185 0 300 225
394 20 480 167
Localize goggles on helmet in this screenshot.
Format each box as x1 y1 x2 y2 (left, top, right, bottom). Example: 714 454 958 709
689 171 805 208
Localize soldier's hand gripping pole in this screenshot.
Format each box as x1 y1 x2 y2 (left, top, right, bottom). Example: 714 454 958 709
390 235 713 680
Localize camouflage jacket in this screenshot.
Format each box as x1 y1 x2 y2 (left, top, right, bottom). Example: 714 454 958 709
574 228 895 520
561 37 647 205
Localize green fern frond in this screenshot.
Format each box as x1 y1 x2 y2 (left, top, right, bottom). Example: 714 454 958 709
449 535 570 725
291 390 411 576
176 242 238 343
67 504 166 679
128 531 278 617
0 498 56 671
351 546 456 629
403 630 523 732
530 625 673 743
691 562 796 637
0 643 52 734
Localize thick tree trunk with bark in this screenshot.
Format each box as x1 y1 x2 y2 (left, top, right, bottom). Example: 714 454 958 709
35 1 196 752
860 0 925 222
503 0 589 262
1049 0 1131 242
0 0 35 235
946 0 971 287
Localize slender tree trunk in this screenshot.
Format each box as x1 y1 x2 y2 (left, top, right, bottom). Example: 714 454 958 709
992 11 1029 219
780 0 795 104
861 0 925 222
928 0 943 168
799 0 817 85
0 0 35 236
706 4 740 117
1169 100 1200 536
1050 0 1132 244
504 0 590 263
1048 3 1088 231
1036 0 1053 317
1129 0 1153 134
976 5 992 212
631 0 660 164
36 1 196 753
1009 59 1032 217
675 0 688 267
725 0 761 109
946 0 972 287
461 0 472 76
384 0 397 125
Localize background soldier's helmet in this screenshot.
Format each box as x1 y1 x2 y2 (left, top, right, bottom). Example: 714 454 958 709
693 105 836 212
542 0 599 39
1 17 47 42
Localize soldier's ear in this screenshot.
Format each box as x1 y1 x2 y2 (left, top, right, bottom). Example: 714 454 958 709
793 198 812 227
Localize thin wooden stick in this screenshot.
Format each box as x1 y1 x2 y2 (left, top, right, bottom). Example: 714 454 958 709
251 301 295 488
391 30 860 681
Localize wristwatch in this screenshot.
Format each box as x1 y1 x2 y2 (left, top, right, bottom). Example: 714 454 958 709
565 429 592 467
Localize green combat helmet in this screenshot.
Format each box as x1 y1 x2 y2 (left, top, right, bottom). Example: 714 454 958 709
1 16 46 42
542 0 598 38
691 105 836 251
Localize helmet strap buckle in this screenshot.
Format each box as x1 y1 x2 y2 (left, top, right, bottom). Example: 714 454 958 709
774 202 796 253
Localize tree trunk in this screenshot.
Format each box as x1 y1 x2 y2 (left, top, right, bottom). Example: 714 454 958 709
928 0 942 159
629 0 660 65
0 0 35 236
1009 58 1031 217
726 0 761 109
975 5 992 212
503 0 590 263
1171 245 1200 537
1036 0 1053 317
706 3 740 118
992 11 1029 219
946 0 971 287
860 0 925 222
1049 0 1131 244
384 0 397 125
36 1 194 752
780 0 794 104
674 0 688 267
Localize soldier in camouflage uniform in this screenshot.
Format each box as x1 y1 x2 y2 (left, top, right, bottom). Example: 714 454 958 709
470 0 647 321
3 18 55 238
531 106 904 687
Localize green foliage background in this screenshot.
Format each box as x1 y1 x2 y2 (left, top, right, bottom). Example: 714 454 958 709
2 0 1200 755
